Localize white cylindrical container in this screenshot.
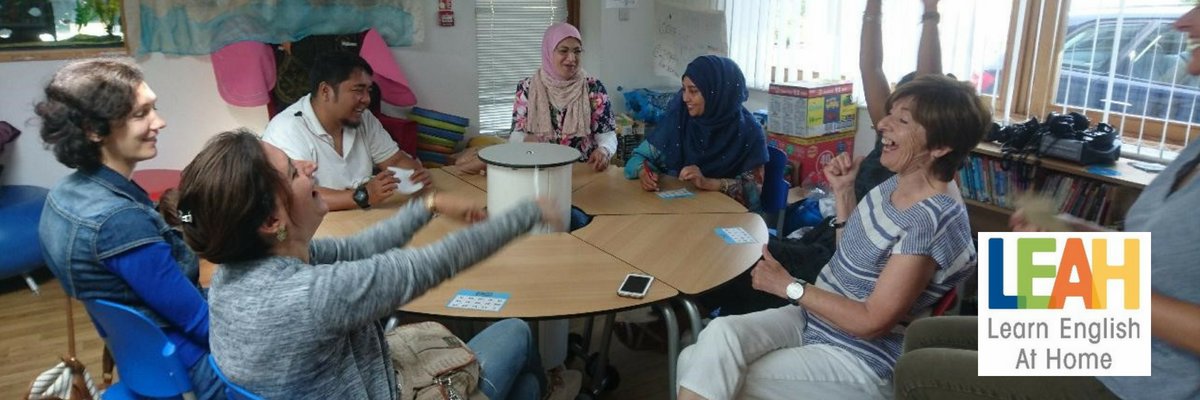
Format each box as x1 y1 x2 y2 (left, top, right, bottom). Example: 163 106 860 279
479 143 580 234
478 142 581 368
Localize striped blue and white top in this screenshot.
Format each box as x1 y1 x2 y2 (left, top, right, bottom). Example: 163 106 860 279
802 176 976 380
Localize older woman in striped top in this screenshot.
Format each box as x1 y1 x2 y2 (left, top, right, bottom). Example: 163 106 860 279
676 75 989 400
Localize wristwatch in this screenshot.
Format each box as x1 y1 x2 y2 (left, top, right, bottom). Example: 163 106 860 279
828 217 847 230
353 185 371 209
785 279 807 305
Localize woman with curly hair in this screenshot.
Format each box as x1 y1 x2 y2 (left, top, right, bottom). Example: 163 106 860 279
36 58 224 399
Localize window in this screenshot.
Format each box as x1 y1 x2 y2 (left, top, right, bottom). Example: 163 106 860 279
715 0 1197 161
1015 0 1197 160
719 0 1013 112
0 0 127 61
1059 21 1146 72
475 0 568 136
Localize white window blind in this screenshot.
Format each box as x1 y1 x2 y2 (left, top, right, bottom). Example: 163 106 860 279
476 0 568 136
716 0 1012 109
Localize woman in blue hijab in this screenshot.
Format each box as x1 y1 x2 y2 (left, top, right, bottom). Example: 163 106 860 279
624 56 769 209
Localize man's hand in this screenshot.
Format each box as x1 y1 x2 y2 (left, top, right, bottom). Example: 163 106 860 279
366 170 399 206
410 168 433 187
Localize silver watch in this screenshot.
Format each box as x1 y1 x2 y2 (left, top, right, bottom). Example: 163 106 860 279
785 279 807 305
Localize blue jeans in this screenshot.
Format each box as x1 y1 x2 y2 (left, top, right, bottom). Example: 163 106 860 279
568 206 592 231
468 319 546 400
188 352 226 400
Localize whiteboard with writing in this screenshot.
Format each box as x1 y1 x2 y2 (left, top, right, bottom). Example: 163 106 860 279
653 1 727 79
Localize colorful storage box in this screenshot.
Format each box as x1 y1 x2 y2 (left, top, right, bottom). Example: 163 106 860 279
767 80 857 138
767 131 856 187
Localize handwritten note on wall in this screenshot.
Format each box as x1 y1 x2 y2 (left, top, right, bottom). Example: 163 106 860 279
653 1 728 79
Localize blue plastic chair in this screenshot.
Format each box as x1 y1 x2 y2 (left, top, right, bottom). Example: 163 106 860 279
83 299 196 400
0 185 49 294
761 147 790 235
208 354 268 400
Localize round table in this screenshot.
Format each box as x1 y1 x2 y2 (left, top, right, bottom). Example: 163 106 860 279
315 168 683 319
315 164 767 400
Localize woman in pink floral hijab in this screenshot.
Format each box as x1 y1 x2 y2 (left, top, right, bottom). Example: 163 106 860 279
508 22 617 172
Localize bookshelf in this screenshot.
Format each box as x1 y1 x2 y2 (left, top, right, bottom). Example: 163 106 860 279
960 142 1156 233
972 142 1156 189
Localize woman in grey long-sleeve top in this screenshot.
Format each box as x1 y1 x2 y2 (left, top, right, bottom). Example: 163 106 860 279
169 129 561 400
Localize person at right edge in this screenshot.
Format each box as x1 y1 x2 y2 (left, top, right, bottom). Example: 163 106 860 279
892 5 1200 400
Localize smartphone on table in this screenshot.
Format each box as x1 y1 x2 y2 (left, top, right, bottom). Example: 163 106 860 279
617 273 654 299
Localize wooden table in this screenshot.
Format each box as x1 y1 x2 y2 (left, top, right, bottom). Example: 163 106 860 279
571 213 768 295
441 165 487 190
571 168 748 215
399 230 677 319
319 165 761 400
317 198 676 319
443 162 610 192
314 169 486 238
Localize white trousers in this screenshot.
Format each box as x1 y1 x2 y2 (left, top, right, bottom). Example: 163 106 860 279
677 306 893 400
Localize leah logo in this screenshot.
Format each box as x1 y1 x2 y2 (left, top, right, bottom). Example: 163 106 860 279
988 237 1140 310
977 232 1151 377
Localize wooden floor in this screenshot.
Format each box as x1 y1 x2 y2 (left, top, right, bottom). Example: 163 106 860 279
0 271 671 399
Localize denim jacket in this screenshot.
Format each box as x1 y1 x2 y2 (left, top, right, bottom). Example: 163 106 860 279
40 166 199 327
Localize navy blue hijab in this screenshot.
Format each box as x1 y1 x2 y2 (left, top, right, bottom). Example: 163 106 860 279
648 56 768 179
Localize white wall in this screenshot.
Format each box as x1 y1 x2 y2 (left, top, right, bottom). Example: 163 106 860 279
0 55 270 187
388 1 479 138
0 1 480 187
579 0 677 115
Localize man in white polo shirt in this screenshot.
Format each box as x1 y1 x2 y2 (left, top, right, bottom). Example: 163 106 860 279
263 52 430 211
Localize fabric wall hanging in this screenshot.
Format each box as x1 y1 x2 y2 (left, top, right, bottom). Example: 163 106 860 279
138 0 424 55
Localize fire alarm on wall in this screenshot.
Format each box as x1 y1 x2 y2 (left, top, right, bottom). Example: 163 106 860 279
438 0 454 27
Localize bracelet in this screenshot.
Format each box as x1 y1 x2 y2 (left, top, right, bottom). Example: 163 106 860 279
921 11 940 23
424 191 438 214
863 13 881 23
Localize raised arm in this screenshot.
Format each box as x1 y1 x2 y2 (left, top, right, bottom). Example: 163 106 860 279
916 0 944 76
824 153 862 245
860 0 891 127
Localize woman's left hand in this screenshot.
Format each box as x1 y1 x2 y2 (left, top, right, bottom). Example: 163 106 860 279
679 165 721 191
434 194 488 223
588 149 611 171
751 245 793 299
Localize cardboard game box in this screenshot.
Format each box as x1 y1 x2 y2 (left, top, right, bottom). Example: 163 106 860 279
767 131 856 187
767 80 856 138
